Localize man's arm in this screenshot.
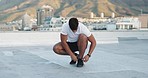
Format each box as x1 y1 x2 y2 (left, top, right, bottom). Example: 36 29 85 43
87 34 96 56
60 34 78 61
83 34 96 62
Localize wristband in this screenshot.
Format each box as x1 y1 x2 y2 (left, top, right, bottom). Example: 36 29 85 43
87 54 91 57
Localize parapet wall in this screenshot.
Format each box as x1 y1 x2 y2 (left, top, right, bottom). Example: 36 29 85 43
0 31 148 47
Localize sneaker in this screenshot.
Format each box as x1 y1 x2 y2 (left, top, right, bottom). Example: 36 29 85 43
69 53 78 65
70 60 76 64
77 59 84 67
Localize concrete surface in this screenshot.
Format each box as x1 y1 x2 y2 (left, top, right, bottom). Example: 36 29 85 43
0 31 148 78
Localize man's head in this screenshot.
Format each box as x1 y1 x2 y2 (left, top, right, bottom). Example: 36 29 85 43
69 18 79 31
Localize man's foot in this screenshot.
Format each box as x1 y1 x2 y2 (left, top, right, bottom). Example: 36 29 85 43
69 53 78 65
77 59 84 67
70 60 76 64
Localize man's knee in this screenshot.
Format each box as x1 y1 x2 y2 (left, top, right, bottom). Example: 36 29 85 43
53 45 60 54
79 34 88 41
53 45 68 55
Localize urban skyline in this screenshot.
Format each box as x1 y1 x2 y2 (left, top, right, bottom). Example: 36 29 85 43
1 0 148 22
0 4 148 31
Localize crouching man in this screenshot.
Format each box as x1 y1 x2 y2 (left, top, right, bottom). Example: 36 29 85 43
53 18 96 67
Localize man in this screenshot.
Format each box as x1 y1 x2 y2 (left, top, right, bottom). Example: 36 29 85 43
53 18 96 67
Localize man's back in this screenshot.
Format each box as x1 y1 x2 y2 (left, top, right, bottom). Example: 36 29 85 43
61 22 91 42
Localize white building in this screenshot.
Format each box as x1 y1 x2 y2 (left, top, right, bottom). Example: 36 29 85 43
90 12 94 18
38 17 67 31
91 22 116 31
41 5 54 17
101 12 104 18
112 12 115 18
116 17 141 30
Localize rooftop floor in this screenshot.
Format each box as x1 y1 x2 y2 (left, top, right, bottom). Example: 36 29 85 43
0 31 148 78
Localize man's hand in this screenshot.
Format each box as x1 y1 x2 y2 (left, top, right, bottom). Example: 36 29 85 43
83 55 90 62
71 54 78 61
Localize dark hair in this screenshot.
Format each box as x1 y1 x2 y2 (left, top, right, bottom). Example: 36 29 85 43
69 18 79 30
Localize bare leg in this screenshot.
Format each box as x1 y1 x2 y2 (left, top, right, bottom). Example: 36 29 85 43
53 42 68 55
77 34 88 59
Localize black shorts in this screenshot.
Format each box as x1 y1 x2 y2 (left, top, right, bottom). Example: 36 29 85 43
67 42 79 52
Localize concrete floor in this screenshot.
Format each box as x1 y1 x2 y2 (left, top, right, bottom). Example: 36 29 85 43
0 31 148 78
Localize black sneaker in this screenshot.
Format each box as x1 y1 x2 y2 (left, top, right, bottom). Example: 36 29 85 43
77 59 84 67
69 53 78 65
70 60 76 64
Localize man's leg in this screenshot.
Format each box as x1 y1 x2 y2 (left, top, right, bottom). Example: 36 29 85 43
76 34 88 67
77 34 88 59
53 42 68 55
53 42 78 65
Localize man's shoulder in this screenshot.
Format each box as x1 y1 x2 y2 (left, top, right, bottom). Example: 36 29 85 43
79 22 88 29
61 22 69 32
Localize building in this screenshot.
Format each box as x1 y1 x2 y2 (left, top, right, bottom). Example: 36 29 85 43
0 24 13 31
22 13 32 31
91 22 116 31
41 5 54 17
138 14 148 29
37 9 44 26
116 17 141 30
112 12 115 18
100 13 105 18
38 17 67 31
90 12 94 18
37 5 54 26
